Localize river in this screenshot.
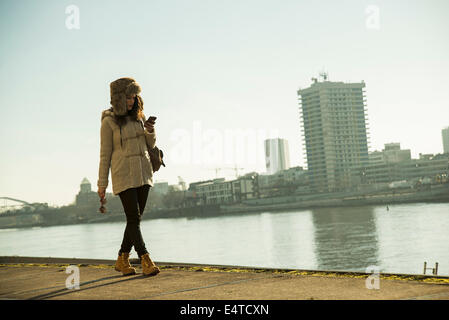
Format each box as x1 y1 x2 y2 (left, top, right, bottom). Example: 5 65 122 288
1 202 448 276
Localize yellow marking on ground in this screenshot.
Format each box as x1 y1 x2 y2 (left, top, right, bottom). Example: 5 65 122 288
1 263 448 284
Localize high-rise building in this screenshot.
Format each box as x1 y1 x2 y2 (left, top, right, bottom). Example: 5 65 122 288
442 127 449 154
297 76 369 192
264 138 291 175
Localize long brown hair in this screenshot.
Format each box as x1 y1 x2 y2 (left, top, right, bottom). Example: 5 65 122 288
113 95 145 128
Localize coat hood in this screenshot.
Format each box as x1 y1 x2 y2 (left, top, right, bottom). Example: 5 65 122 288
101 108 115 122
101 107 122 146
110 77 142 116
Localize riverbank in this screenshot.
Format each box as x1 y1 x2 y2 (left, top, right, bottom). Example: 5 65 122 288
1 256 448 300
218 183 449 215
1 183 448 228
145 183 449 219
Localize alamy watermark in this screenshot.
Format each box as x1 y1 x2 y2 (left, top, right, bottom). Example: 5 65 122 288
169 121 280 167
365 265 380 290
365 5 380 30
65 4 80 30
65 265 80 290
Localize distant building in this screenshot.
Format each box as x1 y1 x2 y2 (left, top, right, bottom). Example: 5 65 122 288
231 173 259 203
351 153 449 186
297 76 369 192
191 178 233 205
369 143 411 165
277 166 307 184
169 184 184 192
189 174 258 205
400 154 449 181
264 138 291 174
80 177 91 193
75 177 98 207
258 166 309 196
442 127 449 154
368 151 385 165
258 166 306 187
383 143 411 163
152 182 169 195
419 153 434 161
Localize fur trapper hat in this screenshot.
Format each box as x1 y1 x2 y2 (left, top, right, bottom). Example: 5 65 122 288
110 77 142 116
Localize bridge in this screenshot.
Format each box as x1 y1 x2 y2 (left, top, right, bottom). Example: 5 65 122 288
0 197 49 214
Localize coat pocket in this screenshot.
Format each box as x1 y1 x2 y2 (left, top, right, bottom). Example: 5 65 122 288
111 154 127 177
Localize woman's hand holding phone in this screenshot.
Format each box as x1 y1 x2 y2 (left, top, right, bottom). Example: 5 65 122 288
144 116 156 133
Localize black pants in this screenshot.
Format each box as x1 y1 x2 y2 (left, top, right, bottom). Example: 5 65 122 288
118 184 150 259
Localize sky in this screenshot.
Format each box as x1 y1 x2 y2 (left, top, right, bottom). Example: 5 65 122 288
0 0 448 207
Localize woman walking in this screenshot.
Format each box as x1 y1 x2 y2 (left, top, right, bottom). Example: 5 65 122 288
97 77 160 276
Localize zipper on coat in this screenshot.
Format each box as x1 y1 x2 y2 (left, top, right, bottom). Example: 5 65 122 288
120 126 122 147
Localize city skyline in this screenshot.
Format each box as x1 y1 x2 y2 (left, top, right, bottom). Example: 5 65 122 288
1 0 448 206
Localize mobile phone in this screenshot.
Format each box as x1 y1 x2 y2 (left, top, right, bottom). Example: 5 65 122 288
147 116 157 123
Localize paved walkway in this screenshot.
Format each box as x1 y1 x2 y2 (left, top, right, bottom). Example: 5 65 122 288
0 256 448 300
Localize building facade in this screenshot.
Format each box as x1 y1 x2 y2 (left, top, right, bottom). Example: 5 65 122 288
264 138 291 174
75 177 98 207
369 143 411 165
258 166 309 196
189 174 259 205
442 127 449 154
383 143 411 163
351 153 449 186
297 77 369 192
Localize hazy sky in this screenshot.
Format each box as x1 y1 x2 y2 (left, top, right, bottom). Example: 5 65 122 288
1 0 448 207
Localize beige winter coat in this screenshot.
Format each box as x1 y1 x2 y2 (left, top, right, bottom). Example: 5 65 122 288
97 109 156 195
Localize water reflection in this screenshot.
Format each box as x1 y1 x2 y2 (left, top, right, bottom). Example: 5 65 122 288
311 206 379 271
145 210 316 269
256 211 316 269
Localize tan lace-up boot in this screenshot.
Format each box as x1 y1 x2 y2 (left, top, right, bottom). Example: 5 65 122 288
115 252 136 276
140 253 160 276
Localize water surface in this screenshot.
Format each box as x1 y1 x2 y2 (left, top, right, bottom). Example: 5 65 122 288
1 203 448 275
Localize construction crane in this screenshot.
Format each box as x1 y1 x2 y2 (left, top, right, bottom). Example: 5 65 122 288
224 166 245 178
207 166 245 179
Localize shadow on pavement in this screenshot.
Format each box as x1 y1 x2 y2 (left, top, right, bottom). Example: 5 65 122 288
28 273 146 300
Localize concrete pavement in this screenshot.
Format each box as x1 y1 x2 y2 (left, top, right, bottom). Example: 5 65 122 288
0 256 448 300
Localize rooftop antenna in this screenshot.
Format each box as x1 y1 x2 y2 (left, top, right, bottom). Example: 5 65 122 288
319 71 328 82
